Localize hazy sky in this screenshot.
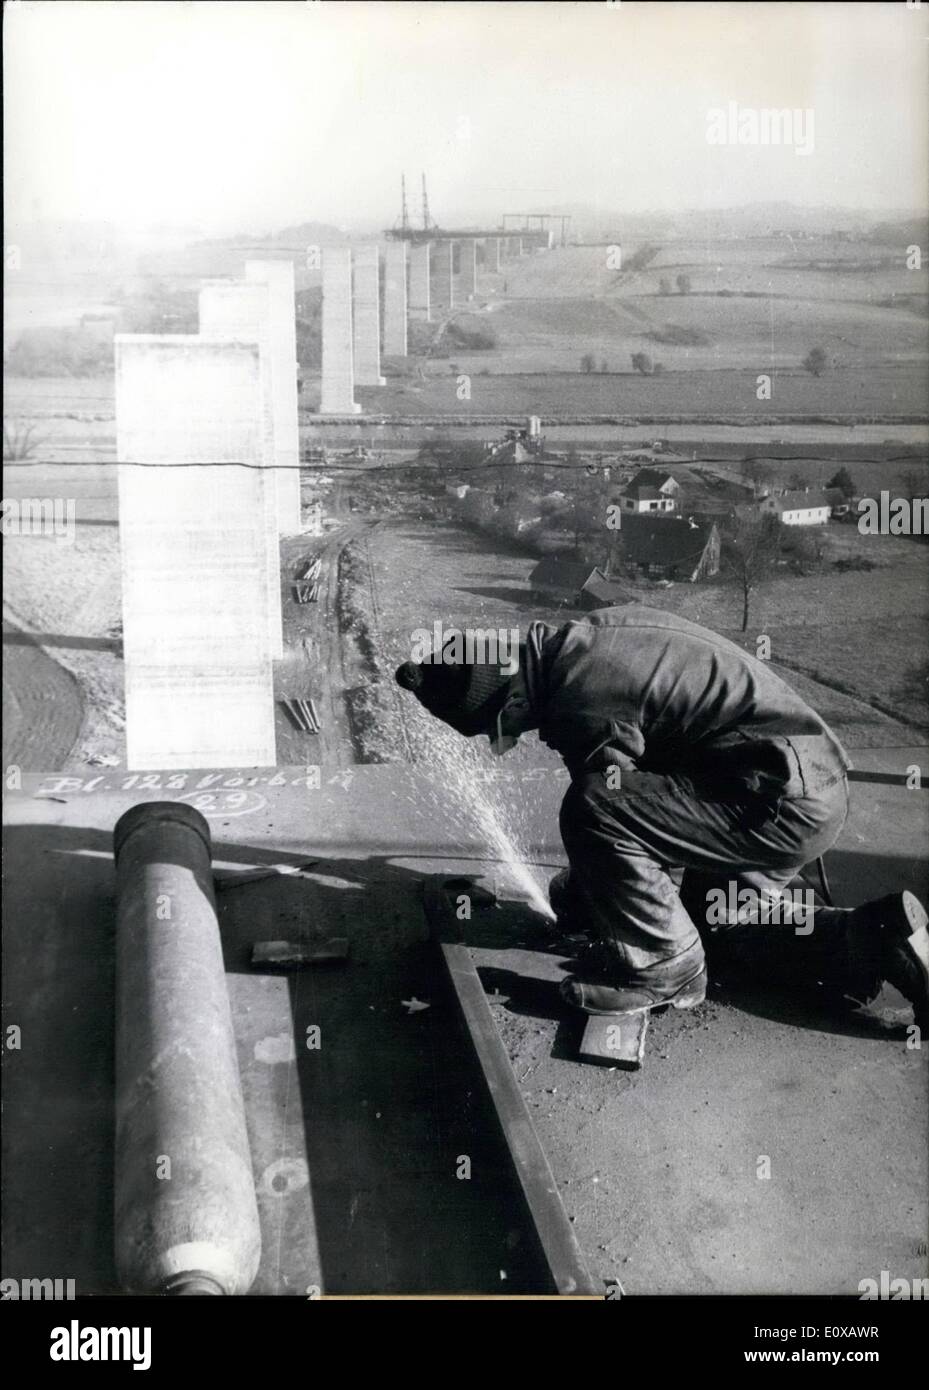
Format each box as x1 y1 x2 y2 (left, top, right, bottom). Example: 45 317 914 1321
4 1 927 235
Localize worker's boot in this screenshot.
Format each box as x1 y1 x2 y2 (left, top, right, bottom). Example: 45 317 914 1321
548 868 574 920
846 891 929 1031
560 938 707 1016
547 868 590 940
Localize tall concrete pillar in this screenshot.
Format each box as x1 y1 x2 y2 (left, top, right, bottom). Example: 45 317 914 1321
409 242 431 320
114 335 277 770
461 240 477 299
320 248 360 414
432 240 453 314
486 238 502 274
518 236 526 256
198 282 284 658
245 260 301 534
383 242 408 356
352 244 385 386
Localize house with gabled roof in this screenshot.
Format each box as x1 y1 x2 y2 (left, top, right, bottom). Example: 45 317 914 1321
578 571 640 610
760 490 831 526
617 467 680 515
612 513 720 581
529 555 597 604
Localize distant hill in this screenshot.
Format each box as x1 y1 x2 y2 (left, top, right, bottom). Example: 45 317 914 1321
270 221 346 248
136 220 345 284
541 202 929 244
866 217 929 247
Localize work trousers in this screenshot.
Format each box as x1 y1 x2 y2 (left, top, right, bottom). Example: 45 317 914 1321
558 768 853 981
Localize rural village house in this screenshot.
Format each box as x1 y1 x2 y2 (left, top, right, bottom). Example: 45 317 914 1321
529 513 720 604
529 556 598 605
528 557 638 609
577 570 640 610
610 513 721 581
760 489 831 526
617 467 680 514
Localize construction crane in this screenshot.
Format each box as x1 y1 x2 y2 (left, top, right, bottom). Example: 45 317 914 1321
386 173 441 243
386 173 533 248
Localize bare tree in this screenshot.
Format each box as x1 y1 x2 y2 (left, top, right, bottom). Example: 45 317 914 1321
741 457 775 495
723 513 783 632
568 460 605 556
2 419 44 461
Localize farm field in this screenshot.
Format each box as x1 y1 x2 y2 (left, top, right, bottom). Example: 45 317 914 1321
462 291 928 375
347 363 928 421
500 238 927 301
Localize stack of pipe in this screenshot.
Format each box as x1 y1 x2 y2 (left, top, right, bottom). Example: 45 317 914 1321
281 696 320 733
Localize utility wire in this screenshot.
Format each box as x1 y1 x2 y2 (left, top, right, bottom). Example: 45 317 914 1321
4 455 927 476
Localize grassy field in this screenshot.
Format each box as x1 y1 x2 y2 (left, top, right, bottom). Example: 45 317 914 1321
411 292 927 377
336 364 928 422
501 238 927 303
18 361 924 427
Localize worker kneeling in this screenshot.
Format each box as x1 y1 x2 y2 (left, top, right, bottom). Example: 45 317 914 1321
396 608 928 1029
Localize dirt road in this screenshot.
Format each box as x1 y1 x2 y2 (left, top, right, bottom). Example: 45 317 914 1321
273 518 375 767
2 618 84 771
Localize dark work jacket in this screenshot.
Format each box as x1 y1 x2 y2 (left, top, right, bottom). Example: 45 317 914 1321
521 607 851 799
